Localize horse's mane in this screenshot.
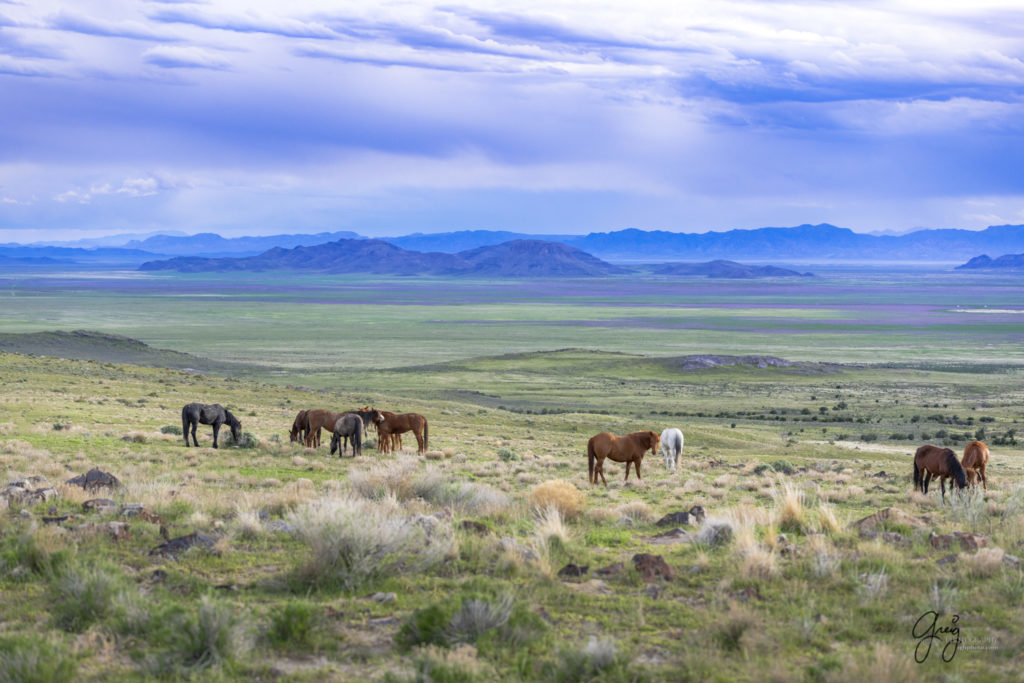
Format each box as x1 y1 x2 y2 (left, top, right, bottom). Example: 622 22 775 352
943 449 968 489
224 409 241 426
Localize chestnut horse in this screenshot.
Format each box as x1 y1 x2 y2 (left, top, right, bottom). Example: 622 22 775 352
913 444 967 503
370 409 428 454
289 410 309 444
962 440 990 491
587 431 660 486
303 409 348 448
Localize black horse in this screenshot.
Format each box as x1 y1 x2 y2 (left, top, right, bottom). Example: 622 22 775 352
181 403 241 449
329 413 363 458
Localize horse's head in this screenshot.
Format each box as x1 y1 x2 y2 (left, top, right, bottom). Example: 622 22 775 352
648 431 660 455
371 409 385 424
227 413 242 444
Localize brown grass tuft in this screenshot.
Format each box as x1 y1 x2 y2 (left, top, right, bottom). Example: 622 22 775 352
529 480 585 520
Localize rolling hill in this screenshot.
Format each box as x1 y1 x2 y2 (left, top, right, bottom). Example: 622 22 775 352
138 239 627 277
956 253 1024 269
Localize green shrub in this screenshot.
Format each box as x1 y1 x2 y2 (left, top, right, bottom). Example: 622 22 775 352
223 431 259 448
50 560 130 632
0 634 77 683
160 424 183 435
267 600 321 650
0 530 74 580
497 448 520 462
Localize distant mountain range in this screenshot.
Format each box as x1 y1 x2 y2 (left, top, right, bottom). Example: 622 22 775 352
139 239 629 277
5 223 1024 269
956 253 1024 270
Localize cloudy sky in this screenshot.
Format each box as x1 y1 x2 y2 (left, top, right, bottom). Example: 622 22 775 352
1 0 1023 240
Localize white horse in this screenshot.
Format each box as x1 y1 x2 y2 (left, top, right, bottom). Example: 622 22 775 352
659 428 684 472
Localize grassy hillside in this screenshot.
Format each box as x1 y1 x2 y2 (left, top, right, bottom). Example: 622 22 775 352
2 349 1023 680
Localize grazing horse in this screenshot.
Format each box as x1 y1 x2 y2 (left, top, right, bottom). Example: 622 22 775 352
913 444 968 503
303 409 348 448
329 413 363 458
587 431 660 486
181 403 241 449
370 409 428 454
659 428 684 472
962 441 990 491
289 410 309 444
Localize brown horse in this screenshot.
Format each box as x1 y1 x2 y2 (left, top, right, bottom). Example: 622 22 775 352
913 444 968 503
962 441 990 491
370 409 428 454
587 431 660 486
303 409 348 448
289 410 309 444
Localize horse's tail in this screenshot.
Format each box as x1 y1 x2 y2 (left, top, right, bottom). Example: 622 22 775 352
423 418 428 452
947 452 968 489
587 439 596 483
355 419 363 452
913 459 921 492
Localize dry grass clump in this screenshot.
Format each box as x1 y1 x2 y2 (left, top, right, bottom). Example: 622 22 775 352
613 501 654 523
287 494 455 590
529 480 585 520
534 505 570 546
412 644 496 682
807 535 841 579
772 482 808 532
962 547 1006 578
349 457 420 500
730 516 778 580
0 422 14 435
816 502 841 534
830 644 921 683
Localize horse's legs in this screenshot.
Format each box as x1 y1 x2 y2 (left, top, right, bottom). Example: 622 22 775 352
922 471 930 494
189 419 199 447
636 458 642 480
415 427 425 454
596 457 607 486
623 461 632 481
940 476 947 504
211 422 220 449
981 466 987 491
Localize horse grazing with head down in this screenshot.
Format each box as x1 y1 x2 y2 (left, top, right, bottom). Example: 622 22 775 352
659 428 684 472
913 444 967 503
303 409 349 448
962 441 990 491
181 403 241 449
587 431 660 486
329 413 363 458
370 409 428 454
289 410 309 444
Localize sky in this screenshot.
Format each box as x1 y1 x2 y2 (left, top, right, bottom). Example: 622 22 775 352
1 0 1024 241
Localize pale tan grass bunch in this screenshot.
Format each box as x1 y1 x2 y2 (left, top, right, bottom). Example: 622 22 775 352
772 482 808 532
529 480 585 520
816 502 841 534
613 501 654 523
962 547 1005 578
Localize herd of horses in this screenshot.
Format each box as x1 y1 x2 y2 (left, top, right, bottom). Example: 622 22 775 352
180 402 991 502
914 440 990 502
288 406 429 457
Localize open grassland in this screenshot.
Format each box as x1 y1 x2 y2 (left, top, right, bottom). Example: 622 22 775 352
2 268 1024 373
2 349 1024 681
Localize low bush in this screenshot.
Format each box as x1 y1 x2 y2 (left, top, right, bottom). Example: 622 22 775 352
287 495 454 591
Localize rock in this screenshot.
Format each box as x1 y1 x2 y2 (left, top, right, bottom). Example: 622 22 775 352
149 531 219 558
937 554 958 566
850 507 929 532
151 569 168 583
267 520 296 534
500 537 538 562
459 520 491 535
73 521 131 540
1003 554 1021 569
648 528 694 545
42 514 75 525
66 468 121 491
370 592 397 603
656 507 706 527
643 584 663 599
873 471 888 478
557 563 589 579
595 562 625 577
83 498 118 512
929 532 989 552
859 530 910 547
2 479 61 508
616 516 635 527
632 553 675 581
696 521 734 547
